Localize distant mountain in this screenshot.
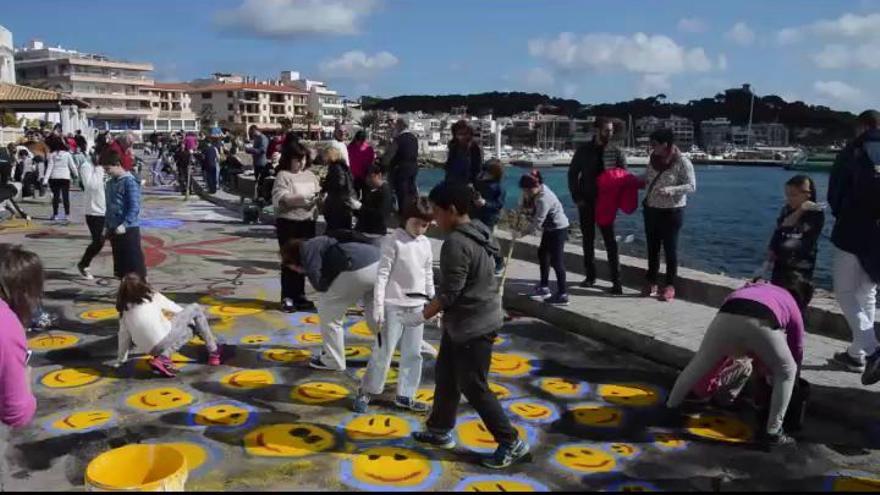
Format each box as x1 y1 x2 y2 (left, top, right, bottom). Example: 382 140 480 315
362 87 857 145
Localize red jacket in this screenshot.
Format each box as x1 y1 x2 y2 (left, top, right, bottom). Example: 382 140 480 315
347 142 375 180
595 168 640 227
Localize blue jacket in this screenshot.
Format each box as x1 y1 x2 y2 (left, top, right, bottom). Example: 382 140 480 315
247 133 269 169
105 173 141 231
475 178 505 228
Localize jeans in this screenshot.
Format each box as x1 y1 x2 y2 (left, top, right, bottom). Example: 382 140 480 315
644 207 684 286
48 178 70 216
578 202 620 283
276 219 316 302
316 263 378 371
150 304 219 357
833 247 878 359
79 215 106 268
538 228 568 295
426 331 518 445
666 313 797 434
360 305 424 399
110 227 147 280
205 164 218 193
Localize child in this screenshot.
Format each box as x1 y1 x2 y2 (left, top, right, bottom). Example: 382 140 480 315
321 147 358 230
473 159 506 232
765 175 825 288
354 198 435 414
76 155 107 280
409 181 529 470
519 170 571 306
115 273 222 377
355 165 394 236
102 149 147 280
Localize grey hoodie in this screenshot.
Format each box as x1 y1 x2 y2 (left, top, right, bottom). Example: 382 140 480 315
300 236 380 292
438 221 504 343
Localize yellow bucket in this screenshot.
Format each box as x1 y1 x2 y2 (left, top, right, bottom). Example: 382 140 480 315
85 444 188 492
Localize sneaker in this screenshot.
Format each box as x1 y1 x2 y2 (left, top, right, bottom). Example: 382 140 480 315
149 356 177 378
157 355 181 373
353 393 370 413
412 430 456 450
862 350 880 385
579 278 596 288
760 430 796 447
280 298 296 313
57 213 67 222
77 263 95 281
833 351 866 373
659 286 676 302
294 299 317 312
608 283 624 295
308 355 336 371
207 349 222 366
641 284 659 298
529 286 552 301
420 340 439 358
481 438 531 469
395 396 430 413
546 293 570 306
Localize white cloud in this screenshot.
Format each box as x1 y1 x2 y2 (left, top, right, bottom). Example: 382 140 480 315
319 51 399 79
813 80 864 104
215 0 377 38
677 17 708 34
528 32 714 75
524 67 555 89
562 83 579 98
638 74 671 97
778 12 880 44
725 22 756 46
812 42 880 69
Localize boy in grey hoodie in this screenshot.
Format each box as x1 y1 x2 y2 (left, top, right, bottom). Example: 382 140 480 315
406 181 529 470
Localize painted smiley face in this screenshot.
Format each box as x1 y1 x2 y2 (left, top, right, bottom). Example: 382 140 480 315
456 419 528 453
50 410 114 432
126 387 194 412
263 348 311 363
538 377 588 398
685 414 753 443
206 302 265 318
570 404 624 428
489 353 533 377
193 403 251 428
291 382 351 404
348 446 435 489
345 346 372 361
554 445 617 474
604 481 660 492
507 400 558 424
488 382 514 400
598 384 662 407
831 474 880 492
652 432 687 450
414 388 435 405
344 414 412 442
244 423 335 457
456 475 549 492
220 370 275 390
301 315 320 325
355 367 398 384
240 334 271 345
348 321 374 338
41 367 104 389
28 333 80 351
79 308 119 321
296 332 324 345
609 443 639 458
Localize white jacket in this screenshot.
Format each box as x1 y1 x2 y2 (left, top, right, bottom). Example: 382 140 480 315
373 228 435 322
79 158 106 216
43 151 78 183
117 292 182 364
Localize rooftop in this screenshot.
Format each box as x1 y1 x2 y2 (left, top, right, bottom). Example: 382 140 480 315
195 82 308 95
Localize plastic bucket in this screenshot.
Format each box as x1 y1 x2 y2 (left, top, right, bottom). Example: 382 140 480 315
85 444 188 492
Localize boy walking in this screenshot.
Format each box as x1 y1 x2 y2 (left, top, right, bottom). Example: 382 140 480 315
408 181 529 469
103 149 147 280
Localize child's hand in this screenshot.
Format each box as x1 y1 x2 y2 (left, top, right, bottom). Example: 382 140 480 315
115 224 126 235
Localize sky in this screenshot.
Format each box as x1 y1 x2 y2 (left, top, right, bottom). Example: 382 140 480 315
3 0 879 112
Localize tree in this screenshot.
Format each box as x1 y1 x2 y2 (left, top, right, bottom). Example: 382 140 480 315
1 112 20 128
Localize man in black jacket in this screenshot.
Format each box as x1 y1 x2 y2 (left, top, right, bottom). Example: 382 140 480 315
567 118 626 289
382 118 419 214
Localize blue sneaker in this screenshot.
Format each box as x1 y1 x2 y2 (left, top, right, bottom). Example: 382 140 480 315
395 396 430 413
412 430 456 450
353 393 370 413
529 286 552 301
546 293 570 306
481 438 530 469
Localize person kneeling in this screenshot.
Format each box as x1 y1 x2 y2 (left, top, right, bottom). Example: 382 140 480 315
115 273 222 376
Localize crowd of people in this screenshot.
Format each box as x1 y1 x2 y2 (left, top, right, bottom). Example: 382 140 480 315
0 109 878 473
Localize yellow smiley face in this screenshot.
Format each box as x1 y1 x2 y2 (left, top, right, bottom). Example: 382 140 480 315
41 367 104 389
355 367 398 384
414 388 435 405
244 423 335 457
126 387 194 412
685 414 753 443
263 348 311 363
653 432 687 449
296 332 324 345
348 321 374 338
345 346 372 360
460 478 543 492
160 442 209 471
220 370 275 390
345 414 412 442
609 443 639 458
507 401 555 422
133 353 193 373
350 446 433 488
79 308 119 321
51 410 114 431
488 382 514 400
240 334 271 345
28 333 80 351
205 299 265 317
554 445 617 474
598 384 661 407
302 315 320 325
570 404 624 428
193 403 251 428
291 382 351 404
539 377 586 398
457 419 527 451
489 353 533 377
832 475 880 492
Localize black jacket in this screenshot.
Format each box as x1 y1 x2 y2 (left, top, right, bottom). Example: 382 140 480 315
355 182 393 235
769 206 825 282
568 140 626 203
445 142 482 185
389 132 419 180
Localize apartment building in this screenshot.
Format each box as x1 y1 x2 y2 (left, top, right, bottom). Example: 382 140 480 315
700 117 731 150
280 71 344 137
751 123 789 147
141 83 199 133
15 40 154 133
0 26 14 84
189 77 308 133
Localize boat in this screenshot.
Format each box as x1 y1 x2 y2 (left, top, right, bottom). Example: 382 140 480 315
511 150 574 168
784 161 833 173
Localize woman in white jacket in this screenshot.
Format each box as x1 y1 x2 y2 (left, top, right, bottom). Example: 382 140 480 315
76 154 107 280
42 135 78 221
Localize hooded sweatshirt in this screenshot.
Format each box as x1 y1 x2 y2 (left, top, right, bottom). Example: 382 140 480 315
373 228 435 322
523 184 570 235
300 236 381 292
438 221 503 343
79 158 107 217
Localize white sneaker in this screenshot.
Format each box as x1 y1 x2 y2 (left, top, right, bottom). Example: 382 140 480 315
420 340 438 358
77 263 94 281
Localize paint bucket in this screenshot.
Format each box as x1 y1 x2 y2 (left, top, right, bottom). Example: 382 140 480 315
85 444 188 492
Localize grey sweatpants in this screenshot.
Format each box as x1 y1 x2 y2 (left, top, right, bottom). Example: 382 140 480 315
150 304 219 358
667 313 797 434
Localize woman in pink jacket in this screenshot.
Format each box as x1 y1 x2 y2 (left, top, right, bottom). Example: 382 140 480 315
347 131 375 198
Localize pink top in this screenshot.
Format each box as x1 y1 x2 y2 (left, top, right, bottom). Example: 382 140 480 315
347 142 375 180
183 134 198 152
0 300 36 427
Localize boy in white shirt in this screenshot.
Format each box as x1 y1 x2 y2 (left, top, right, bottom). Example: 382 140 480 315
354 197 435 413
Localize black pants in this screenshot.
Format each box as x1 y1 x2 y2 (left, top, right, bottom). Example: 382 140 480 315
644 207 684 286
392 173 417 215
79 215 106 268
110 226 147 280
538 228 568 294
427 331 518 446
276 218 316 302
205 164 218 194
578 202 620 283
323 197 353 231
48 179 71 216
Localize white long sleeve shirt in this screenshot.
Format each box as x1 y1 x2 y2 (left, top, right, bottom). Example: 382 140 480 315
117 292 182 364
79 159 107 216
43 151 78 182
373 228 435 321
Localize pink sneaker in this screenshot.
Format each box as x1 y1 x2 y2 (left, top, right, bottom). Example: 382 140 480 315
149 356 177 377
659 286 676 302
207 347 222 366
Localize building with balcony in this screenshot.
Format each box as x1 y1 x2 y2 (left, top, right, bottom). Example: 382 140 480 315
188 76 308 133
141 83 199 133
280 71 344 138
751 123 789 147
700 117 731 150
15 40 154 134
0 25 14 84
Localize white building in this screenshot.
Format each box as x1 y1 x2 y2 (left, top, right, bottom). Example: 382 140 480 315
0 25 15 84
15 40 154 134
189 76 309 133
700 117 731 150
140 83 199 133
280 71 344 137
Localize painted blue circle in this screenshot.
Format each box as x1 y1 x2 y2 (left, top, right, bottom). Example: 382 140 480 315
339 446 442 492
454 475 550 492
140 218 185 229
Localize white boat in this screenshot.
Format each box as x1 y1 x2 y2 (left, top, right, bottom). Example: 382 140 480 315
511 150 573 168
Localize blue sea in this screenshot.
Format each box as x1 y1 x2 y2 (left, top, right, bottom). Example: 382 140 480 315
418 166 835 289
